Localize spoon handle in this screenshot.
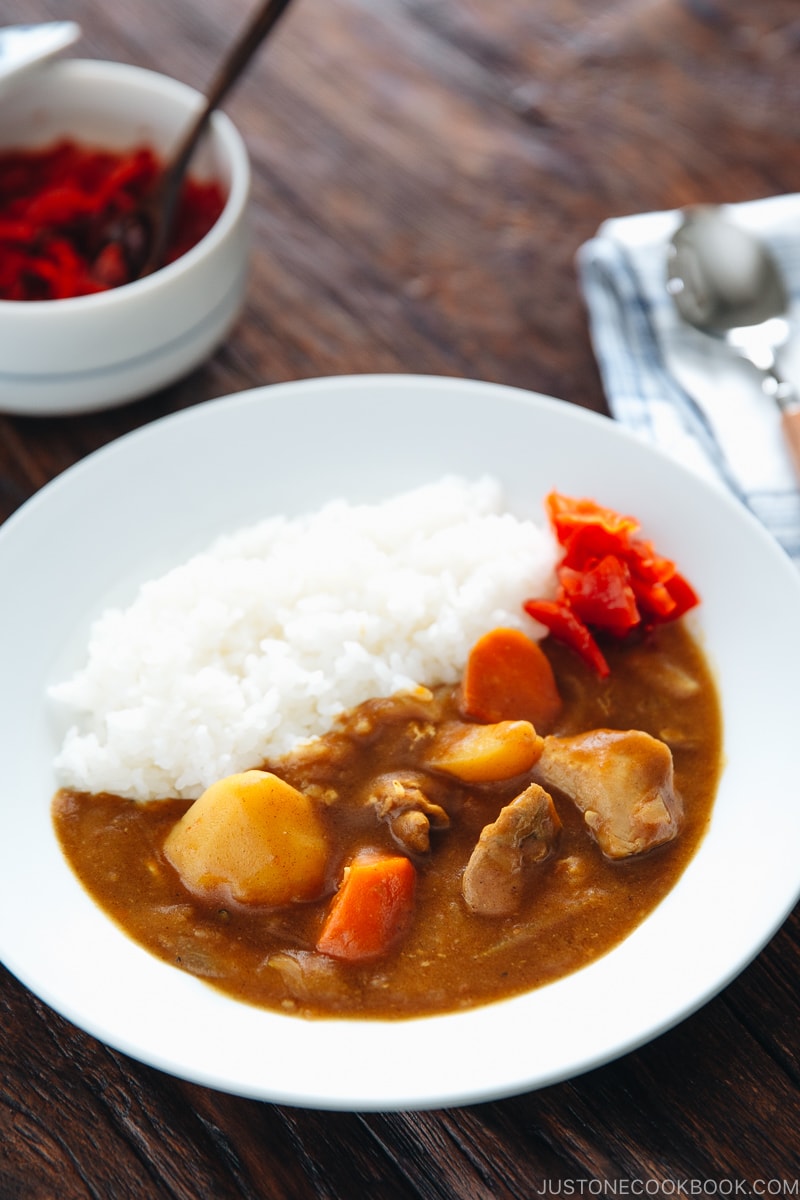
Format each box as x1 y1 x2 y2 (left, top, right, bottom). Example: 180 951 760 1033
169 0 295 185
146 0 295 273
780 404 800 482
761 369 800 481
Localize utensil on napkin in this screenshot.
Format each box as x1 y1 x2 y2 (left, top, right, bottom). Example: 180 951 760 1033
667 205 800 482
577 194 800 565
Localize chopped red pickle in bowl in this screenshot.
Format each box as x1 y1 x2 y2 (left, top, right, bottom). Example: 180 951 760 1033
0 58 250 416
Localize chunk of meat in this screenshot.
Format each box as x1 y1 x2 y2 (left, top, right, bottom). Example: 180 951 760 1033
535 729 682 859
265 950 350 1006
462 783 561 916
364 771 449 854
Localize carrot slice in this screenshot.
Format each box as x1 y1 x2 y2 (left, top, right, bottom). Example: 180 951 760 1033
316 852 416 962
459 627 562 730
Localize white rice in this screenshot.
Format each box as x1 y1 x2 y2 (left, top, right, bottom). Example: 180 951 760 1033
50 476 558 801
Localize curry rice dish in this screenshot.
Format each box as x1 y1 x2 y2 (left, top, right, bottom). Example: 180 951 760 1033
51 479 722 1019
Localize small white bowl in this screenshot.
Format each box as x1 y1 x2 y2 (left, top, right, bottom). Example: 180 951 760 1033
0 59 251 416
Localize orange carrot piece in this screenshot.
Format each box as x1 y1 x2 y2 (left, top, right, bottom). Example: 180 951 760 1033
459 627 562 730
316 851 416 962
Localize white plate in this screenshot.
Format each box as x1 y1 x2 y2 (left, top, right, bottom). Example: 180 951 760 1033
2 374 799 1111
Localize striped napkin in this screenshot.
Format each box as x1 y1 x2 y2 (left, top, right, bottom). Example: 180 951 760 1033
577 194 800 565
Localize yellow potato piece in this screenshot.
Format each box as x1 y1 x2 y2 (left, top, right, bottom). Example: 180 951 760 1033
424 720 543 783
163 770 329 907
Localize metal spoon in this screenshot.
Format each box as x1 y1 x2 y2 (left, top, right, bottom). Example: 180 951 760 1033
110 0 296 280
667 204 800 481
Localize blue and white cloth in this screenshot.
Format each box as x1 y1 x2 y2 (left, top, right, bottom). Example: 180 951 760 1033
577 195 800 565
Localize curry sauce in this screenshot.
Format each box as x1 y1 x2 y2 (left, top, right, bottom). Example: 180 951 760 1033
53 620 722 1019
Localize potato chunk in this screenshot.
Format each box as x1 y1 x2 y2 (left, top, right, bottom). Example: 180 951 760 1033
424 720 543 783
164 770 329 907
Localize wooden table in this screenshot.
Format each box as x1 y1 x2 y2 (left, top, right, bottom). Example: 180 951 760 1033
2 1 799 1195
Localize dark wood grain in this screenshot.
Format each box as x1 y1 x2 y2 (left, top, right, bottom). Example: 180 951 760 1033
2 0 799 1196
